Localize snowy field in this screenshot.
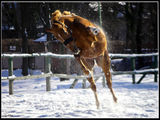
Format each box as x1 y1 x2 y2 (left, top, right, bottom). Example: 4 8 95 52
1 68 159 118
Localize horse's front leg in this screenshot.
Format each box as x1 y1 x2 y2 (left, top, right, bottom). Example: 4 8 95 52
74 56 100 109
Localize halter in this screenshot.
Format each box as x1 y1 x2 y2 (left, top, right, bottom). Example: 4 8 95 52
52 20 73 46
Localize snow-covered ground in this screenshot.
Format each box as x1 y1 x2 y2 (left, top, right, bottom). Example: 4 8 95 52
1 68 159 118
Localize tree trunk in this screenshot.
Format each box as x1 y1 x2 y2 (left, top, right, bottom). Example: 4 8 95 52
20 4 28 76
150 4 157 50
125 3 137 53
135 3 144 69
135 3 143 54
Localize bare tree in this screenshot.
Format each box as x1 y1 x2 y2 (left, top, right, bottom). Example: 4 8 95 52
20 3 29 76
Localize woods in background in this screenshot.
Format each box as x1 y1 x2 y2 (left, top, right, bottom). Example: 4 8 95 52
2 2 158 75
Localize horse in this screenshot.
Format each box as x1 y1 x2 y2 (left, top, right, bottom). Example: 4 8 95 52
46 10 117 109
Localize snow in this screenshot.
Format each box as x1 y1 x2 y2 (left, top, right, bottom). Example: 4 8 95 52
118 2 126 6
34 34 47 42
89 2 99 11
1 68 159 118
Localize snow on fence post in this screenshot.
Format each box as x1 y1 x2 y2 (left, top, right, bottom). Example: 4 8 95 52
45 56 51 91
8 57 14 95
131 58 136 84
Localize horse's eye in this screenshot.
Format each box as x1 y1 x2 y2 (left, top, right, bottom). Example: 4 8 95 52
94 30 98 34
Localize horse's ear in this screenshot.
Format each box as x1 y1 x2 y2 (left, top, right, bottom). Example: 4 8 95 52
61 15 74 19
62 11 77 16
52 10 61 16
63 11 71 15
71 13 77 16
51 10 62 22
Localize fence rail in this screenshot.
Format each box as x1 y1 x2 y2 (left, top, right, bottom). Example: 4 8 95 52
1 52 158 58
1 52 158 95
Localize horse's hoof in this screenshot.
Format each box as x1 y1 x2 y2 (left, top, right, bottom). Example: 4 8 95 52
114 97 118 103
96 102 100 109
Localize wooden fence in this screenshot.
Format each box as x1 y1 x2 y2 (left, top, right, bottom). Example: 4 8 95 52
1 52 158 95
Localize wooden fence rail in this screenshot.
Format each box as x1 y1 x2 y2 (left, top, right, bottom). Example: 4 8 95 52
1 52 158 95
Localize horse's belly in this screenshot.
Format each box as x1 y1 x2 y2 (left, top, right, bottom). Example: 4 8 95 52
80 40 107 58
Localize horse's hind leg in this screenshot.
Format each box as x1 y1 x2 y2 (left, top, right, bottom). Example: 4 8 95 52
96 50 117 103
75 57 100 109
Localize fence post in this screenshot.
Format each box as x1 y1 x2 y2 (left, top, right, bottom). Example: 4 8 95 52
82 79 86 89
153 56 158 82
70 79 78 89
45 56 51 91
102 76 106 88
8 57 14 95
131 58 136 84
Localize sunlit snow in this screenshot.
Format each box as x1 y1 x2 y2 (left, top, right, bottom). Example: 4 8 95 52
1 69 159 118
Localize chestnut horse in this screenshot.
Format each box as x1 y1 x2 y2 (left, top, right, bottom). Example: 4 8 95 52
47 10 117 109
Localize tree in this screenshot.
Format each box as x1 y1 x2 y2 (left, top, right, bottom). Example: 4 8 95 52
20 3 29 76
149 3 157 50
135 3 144 69
124 3 137 52
135 3 143 54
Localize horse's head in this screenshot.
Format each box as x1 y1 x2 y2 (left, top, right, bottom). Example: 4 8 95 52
51 10 62 22
46 10 79 52
46 10 72 42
